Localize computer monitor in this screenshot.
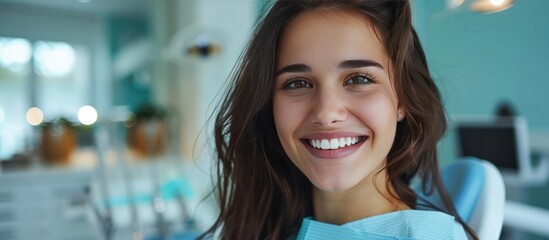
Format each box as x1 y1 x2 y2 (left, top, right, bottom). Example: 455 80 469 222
454 116 532 180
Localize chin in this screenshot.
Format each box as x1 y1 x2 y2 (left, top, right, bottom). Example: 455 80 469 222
309 175 360 193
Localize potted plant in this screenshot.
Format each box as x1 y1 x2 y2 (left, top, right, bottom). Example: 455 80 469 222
39 117 77 165
126 103 168 158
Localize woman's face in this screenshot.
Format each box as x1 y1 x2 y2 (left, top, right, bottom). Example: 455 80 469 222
273 10 402 193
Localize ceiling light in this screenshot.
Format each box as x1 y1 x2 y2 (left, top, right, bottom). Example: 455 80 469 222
490 0 505 6
471 0 514 13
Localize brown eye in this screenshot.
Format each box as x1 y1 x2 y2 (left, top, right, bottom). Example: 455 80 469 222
344 74 374 85
284 79 313 89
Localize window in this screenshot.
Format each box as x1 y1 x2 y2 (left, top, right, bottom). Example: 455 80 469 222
0 37 31 159
34 40 90 121
0 36 90 160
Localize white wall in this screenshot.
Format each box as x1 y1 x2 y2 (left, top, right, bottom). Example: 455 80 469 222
152 0 256 160
149 0 257 231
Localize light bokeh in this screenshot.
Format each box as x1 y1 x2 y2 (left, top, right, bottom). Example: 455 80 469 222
78 105 98 125
26 107 44 126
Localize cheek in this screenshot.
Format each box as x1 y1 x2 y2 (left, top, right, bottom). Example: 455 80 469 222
355 92 398 136
273 94 313 168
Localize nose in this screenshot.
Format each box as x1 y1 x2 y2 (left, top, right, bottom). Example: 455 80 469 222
309 88 347 126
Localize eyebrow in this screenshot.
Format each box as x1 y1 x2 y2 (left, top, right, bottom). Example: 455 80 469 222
338 59 384 70
275 64 311 77
275 59 384 77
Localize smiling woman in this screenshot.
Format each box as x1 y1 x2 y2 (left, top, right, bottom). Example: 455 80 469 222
203 1 477 239
273 10 400 197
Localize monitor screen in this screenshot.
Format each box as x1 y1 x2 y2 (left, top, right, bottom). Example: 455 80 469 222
457 125 518 170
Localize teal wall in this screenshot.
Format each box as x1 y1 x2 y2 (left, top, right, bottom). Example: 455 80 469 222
412 0 549 164
412 2 549 238
415 0 549 128
108 16 152 110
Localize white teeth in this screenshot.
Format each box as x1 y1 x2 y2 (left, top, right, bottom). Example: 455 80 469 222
320 139 330 149
309 137 362 150
338 138 346 148
309 139 316 148
329 139 339 149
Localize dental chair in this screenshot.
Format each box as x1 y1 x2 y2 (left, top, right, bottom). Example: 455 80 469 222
415 157 506 240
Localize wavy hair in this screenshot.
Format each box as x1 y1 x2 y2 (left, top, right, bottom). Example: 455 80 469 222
203 0 477 239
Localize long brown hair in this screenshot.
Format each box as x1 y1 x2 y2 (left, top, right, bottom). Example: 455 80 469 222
203 1 477 239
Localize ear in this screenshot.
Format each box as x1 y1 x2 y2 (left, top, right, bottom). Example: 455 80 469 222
397 108 405 122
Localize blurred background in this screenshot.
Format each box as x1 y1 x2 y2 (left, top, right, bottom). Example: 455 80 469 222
0 0 547 239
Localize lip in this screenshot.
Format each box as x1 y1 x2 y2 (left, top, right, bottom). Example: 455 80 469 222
302 131 364 140
300 131 368 159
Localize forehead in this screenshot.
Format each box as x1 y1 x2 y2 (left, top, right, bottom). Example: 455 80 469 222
277 9 389 70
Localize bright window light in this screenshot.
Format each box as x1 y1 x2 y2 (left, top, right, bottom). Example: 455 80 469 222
78 105 98 125
26 107 44 126
0 37 31 72
34 41 76 78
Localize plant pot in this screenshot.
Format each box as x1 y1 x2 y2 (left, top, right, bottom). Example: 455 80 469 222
127 120 167 158
40 125 76 165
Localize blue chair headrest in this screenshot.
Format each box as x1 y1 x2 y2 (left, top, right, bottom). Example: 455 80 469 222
415 157 485 221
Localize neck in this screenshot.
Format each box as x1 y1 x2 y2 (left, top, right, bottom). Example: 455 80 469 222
312 170 410 225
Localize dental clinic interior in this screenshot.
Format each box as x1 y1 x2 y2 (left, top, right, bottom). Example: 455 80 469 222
0 0 548 239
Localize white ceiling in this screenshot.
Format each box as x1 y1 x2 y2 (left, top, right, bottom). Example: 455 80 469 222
0 0 150 16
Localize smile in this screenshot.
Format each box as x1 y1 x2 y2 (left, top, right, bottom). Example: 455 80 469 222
308 136 365 150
